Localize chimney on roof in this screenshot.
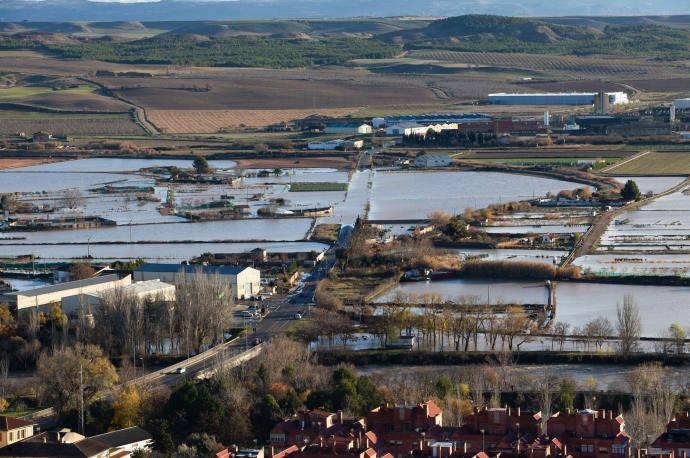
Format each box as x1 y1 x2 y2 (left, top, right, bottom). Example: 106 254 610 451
338 410 344 424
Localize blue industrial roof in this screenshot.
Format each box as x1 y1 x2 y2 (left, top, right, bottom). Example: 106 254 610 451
135 263 250 275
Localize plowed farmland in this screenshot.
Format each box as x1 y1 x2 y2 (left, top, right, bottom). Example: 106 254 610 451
147 108 360 133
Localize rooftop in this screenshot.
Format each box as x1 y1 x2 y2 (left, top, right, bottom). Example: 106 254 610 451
10 274 123 297
0 416 33 432
89 280 174 298
136 263 253 276
89 426 152 448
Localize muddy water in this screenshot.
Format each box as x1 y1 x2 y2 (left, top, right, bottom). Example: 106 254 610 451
377 278 690 338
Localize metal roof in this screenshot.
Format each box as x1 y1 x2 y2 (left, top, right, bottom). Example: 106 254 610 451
10 274 123 297
135 263 252 276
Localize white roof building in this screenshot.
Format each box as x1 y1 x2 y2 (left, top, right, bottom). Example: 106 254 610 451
414 153 453 168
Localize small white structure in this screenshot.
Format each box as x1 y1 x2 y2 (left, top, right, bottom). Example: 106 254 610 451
134 264 261 300
372 117 386 128
414 153 453 168
324 123 372 135
308 139 363 150
61 279 176 314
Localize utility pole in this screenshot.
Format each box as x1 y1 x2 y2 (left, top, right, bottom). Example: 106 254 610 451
79 363 84 435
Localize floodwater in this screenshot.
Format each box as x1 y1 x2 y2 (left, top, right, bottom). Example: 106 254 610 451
357 364 689 392
449 248 567 265
368 171 575 220
614 176 686 195
377 278 690 338
0 241 329 262
14 158 238 173
575 254 690 277
484 225 588 234
0 218 312 244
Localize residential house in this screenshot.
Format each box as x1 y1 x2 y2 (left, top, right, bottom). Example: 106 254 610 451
0 416 34 448
88 426 153 454
547 409 629 458
649 412 690 457
0 430 110 457
134 263 260 300
450 407 542 457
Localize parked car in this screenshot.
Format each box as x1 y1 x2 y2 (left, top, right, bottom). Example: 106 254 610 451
252 337 262 346
293 313 302 320
175 367 186 374
240 310 256 318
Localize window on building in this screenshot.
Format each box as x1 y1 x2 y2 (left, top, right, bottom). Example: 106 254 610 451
397 441 403 446
599 447 608 453
580 444 594 453
9 432 13 442
612 447 626 455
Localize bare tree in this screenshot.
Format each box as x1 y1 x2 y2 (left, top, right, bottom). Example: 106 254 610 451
616 294 641 355
60 189 85 211
537 369 558 434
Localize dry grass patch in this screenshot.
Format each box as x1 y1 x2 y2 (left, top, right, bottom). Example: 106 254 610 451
0 158 59 170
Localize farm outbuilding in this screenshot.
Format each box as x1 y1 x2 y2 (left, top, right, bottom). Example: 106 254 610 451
414 153 453 168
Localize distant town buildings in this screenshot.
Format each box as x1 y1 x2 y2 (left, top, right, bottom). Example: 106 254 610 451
61 279 176 314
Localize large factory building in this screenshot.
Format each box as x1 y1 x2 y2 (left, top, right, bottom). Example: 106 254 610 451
488 92 629 106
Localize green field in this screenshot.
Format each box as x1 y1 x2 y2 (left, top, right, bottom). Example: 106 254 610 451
0 84 96 101
606 152 690 175
289 182 348 192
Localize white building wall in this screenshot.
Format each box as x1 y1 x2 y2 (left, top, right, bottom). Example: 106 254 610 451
15 275 132 312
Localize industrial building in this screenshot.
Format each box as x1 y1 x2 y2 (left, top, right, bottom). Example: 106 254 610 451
414 153 453 168
61 279 176 314
307 139 363 150
488 92 629 106
134 264 261 300
386 122 458 137
1 274 131 314
323 123 372 135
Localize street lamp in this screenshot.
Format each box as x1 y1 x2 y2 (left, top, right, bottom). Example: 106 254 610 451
480 429 485 453
87 236 92 258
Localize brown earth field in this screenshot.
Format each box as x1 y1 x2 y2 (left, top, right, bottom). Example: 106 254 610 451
148 108 362 133
0 157 58 169
521 80 630 93
623 78 690 92
234 156 353 169
95 75 441 110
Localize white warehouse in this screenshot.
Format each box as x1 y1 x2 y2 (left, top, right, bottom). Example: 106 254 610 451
488 92 629 106
61 279 176 315
134 264 260 300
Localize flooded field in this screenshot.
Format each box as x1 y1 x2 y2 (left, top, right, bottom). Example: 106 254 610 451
368 171 576 220
575 253 690 277
377 278 690 338
449 248 567 265
613 176 686 195
357 364 688 392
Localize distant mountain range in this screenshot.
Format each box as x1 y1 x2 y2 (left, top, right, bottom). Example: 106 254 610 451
3 0 690 22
